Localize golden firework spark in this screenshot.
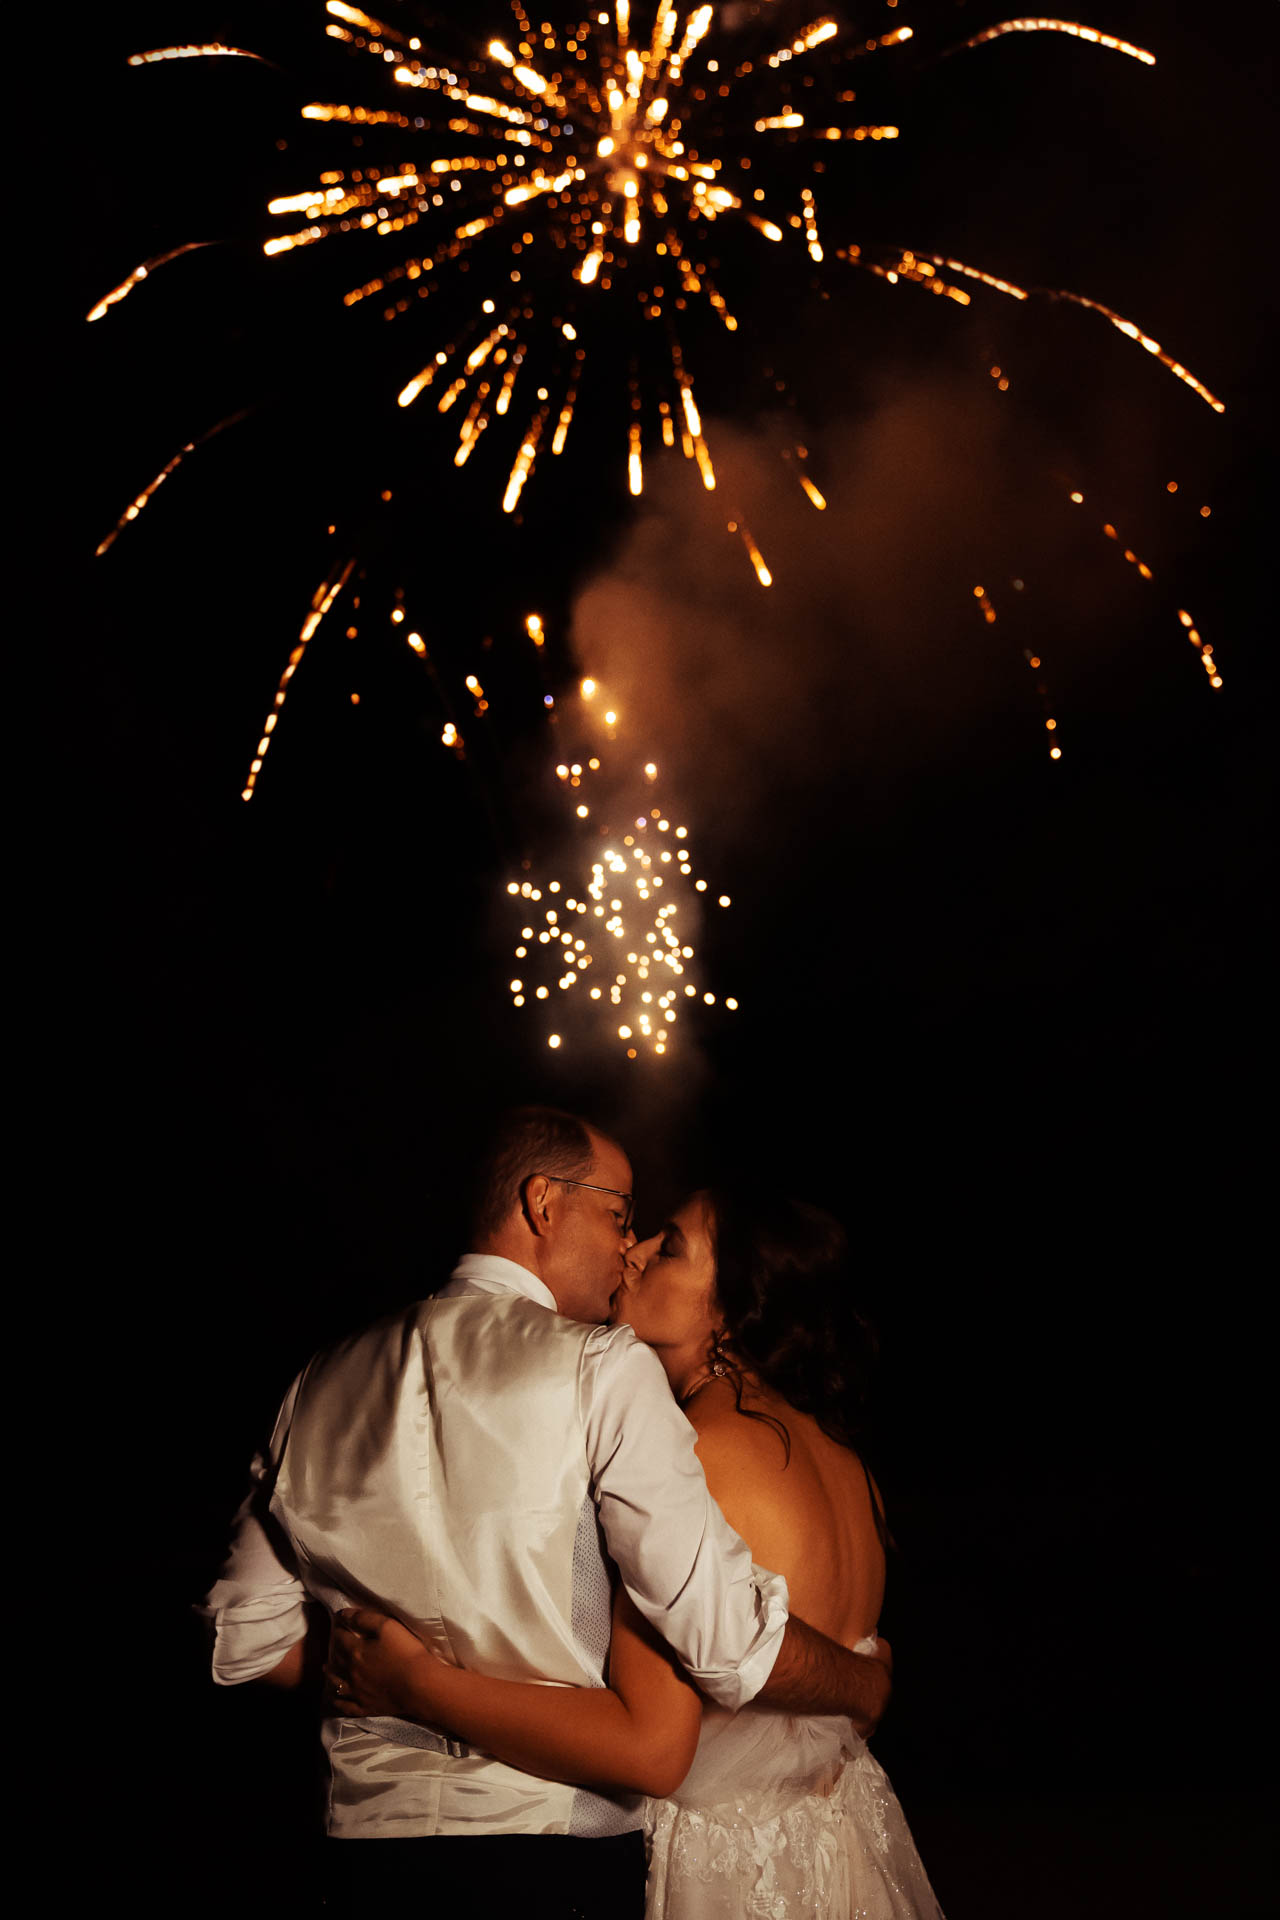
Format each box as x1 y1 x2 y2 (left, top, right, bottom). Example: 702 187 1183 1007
86 242 217 322
727 518 772 587
906 252 1029 302
837 243 1222 409
95 409 250 555
1023 646 1065 759
1100 518 1156 582
836 245 974 306
241 557 356 800
1049 289 1225 412
973 583 1065 759
128 44 267 65
1066 489 1223 689
954 19 1156 67
1177 608 1223 689
780 445 828 510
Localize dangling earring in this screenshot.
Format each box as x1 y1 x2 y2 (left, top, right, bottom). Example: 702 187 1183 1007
709 1329 730 1378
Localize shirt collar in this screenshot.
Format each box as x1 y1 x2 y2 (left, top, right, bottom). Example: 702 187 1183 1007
449 1252 558 1312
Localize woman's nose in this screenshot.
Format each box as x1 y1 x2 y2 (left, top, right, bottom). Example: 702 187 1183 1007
626 1231 661 1277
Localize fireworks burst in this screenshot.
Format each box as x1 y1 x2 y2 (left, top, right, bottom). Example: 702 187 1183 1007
95 4 1223 571
506 644 737 1058
87 7 1235 1061
312 0 916 529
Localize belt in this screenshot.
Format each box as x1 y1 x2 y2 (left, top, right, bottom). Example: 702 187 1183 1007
356 1715 471 1758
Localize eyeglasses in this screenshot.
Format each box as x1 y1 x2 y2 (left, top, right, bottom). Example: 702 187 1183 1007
539 1175 634 1236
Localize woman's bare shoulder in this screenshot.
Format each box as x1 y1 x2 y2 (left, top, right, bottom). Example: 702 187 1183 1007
686 1383 796 1540
685 1380 787 1459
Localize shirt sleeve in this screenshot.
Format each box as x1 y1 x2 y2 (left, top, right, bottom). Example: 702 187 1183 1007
200 1376 312 1685
581 1326 789 1711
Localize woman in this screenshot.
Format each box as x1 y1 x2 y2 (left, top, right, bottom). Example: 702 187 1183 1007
329 1189 943 1918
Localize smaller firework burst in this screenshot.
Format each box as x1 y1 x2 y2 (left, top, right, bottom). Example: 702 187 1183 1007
505 649 737 1060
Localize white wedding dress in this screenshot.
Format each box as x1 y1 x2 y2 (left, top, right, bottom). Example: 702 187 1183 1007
644 1646 944 1919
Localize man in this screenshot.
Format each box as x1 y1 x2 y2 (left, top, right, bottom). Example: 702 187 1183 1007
205 1107 889 1916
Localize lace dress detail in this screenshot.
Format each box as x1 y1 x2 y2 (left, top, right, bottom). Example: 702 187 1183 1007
644 1697 943 1919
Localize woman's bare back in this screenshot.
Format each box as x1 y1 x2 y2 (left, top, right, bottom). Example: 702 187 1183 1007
688 1376 885 1647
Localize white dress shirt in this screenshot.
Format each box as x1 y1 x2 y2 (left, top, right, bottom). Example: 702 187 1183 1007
205 1254 789 1837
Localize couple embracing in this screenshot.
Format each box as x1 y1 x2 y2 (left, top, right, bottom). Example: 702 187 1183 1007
206 1106 943 1917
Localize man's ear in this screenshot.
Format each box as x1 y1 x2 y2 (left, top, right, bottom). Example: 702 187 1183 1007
522 1173 554 1237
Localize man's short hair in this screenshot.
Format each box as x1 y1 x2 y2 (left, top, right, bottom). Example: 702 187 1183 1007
470 1106 599 1242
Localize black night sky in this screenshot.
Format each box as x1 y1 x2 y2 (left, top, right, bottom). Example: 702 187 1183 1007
58 4 1271 1912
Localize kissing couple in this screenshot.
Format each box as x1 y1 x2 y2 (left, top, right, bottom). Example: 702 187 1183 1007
206 1106 943 1917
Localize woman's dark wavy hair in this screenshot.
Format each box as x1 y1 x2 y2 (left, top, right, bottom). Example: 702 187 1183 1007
705 1187 879 1464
